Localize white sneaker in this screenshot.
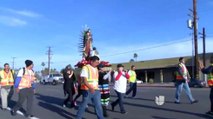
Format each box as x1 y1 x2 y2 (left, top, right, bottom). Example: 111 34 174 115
63 104 66 108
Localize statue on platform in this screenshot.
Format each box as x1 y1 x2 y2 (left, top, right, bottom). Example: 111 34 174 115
81 29 93 60
75 27 108 68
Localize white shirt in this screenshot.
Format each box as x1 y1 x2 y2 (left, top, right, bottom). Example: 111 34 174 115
103 71 111 82
113 71 128 93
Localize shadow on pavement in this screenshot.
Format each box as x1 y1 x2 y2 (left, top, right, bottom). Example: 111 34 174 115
38 102 75 119
124 102 210 119
152 116 176 119
110 95 189 104
74 103 100 116
35 93 64 107
35 94 76 119
0 99 27 114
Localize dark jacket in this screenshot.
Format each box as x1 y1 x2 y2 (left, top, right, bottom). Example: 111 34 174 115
201 65 213 74
63 70 76 95
99 72 109 85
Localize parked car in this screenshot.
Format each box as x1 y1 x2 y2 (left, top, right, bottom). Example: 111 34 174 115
137 80 143 84
41 74 64 85
188 78 206 88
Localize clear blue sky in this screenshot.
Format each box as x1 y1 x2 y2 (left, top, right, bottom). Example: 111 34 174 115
0 0 213 71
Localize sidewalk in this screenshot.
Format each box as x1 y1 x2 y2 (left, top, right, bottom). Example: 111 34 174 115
137 82 175 87
109 82 175 88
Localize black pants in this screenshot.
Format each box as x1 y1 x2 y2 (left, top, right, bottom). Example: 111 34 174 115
64 90 74 106
126 83 137 97
74 86 82 102
210 87 213 112
8 86 14 101
13 88 34 116
111 90 125 113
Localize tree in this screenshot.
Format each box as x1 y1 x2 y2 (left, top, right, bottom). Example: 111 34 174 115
129 59 135 62
41 62 45 67
133 53 138 61
41 62 46 76
41 68 49 76
60 68 65 74
41 68 59 76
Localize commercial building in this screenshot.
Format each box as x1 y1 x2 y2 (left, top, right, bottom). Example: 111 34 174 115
111 53 213 83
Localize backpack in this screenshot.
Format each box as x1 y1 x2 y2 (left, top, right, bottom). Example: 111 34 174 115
10 69 15 80
22 67 34 75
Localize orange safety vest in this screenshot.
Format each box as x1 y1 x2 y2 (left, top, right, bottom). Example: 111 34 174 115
176 63 188 80
207 64 213 87
80 65 99 90
18 68 36 89
0 70 14 86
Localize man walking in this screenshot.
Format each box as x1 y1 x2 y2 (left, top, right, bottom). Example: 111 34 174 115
126 65 137 98
111 64 130 114
0 63 15 110
76 56 104 119
175 57 198 104
11 60 36 118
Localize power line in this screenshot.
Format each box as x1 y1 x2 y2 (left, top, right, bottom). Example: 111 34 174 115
102 39 191 57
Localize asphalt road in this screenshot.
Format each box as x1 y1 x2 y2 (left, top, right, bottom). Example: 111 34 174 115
0 84 213 119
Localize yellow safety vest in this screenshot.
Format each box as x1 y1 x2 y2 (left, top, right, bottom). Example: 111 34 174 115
176 63 188 80
0 70 14 86
80 65 99 90
129 70 137 83
207 64 213 87
18 69 36 89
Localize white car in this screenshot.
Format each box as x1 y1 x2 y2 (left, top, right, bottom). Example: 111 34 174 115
41 74 64 85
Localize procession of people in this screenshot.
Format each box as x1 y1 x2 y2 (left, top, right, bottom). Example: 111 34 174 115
0 28 212 119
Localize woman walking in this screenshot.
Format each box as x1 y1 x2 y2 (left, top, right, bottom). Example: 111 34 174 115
63 65 76 108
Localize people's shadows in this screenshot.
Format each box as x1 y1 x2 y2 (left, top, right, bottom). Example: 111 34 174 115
152 116 176 119
123 102 209 119
152 115 212 119
38 101 76 119
35 94 76 119
75 102 98 115
110 95 184 104
108 109 121 114
35 93 64 106
0 99 26 114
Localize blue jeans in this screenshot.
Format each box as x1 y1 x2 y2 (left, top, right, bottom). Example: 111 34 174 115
76 90 104 119
126 82 137 97
111 90 126 113
175 81 195 103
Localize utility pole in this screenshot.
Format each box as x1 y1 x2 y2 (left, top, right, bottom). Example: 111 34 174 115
199 27 207 85
200 27 206 67
46 47 53 75
12 57 16 70
193 0 199 80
